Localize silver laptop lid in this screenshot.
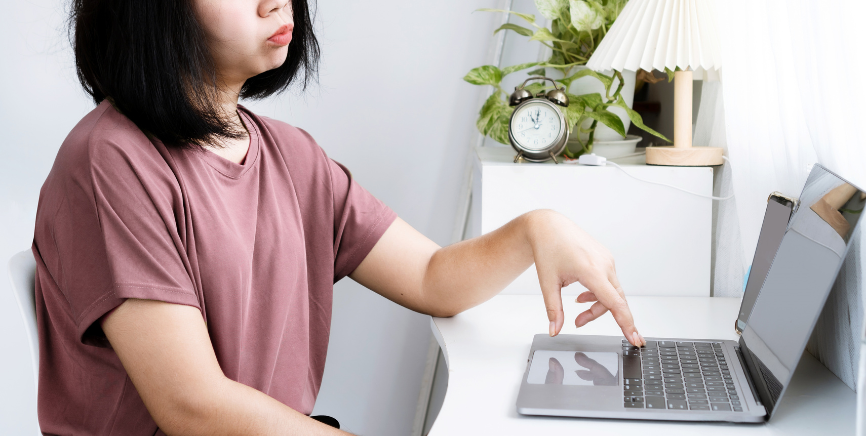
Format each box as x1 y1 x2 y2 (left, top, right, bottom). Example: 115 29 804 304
739 164 864 417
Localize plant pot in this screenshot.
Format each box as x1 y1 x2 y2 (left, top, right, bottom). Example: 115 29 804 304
547 67 636 142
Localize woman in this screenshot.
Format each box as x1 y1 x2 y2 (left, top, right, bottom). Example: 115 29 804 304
31 0 644 434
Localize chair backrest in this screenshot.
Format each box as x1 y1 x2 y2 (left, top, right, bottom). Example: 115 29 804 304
8 249 39 391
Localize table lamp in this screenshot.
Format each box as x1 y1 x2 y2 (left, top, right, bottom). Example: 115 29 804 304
586 0 723 166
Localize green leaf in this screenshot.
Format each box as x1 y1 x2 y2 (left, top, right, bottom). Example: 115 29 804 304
494 23 534 37
476 92 513 145
611 96 671 142
525 82 551 95
604 0 629 22
664 66 684 82
571 92 604 110
476 8 536 26
463 65 503 86
526 68 547 76
585 108 625 137
569 0 604 31
502 62 540 76
563 103 585 132
530 28 559 42
535 0 569 20
562 68 613 91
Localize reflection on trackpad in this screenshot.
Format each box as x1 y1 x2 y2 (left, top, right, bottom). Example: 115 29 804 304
527 351 619 386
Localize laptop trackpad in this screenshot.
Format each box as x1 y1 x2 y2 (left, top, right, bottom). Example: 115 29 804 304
527 351 619 386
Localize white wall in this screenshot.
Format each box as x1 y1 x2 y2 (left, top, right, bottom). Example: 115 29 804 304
0 1 502 434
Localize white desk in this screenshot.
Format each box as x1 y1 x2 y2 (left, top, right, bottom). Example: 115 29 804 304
428 295 855 435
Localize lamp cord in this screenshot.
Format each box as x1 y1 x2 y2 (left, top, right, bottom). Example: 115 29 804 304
605 156 734 201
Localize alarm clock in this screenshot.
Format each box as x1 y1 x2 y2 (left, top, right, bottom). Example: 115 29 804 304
508 76 570 163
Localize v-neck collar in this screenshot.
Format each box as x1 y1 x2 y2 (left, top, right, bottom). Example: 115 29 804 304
198 105 261 179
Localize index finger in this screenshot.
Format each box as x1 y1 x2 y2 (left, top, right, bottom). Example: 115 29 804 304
581 273 644 347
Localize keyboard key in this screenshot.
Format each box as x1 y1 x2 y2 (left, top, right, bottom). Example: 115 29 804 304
683 368 701 373
623 352 642 378
709 397 728 403
624 378 641 385
711 403 732 411
690 405 711 410
707 386 727 392
645 370 661 376
644 379 662 385
645 341 659 348
645 396 666 409
667 394 686 400
646 390 664 396
624 401 644 408
645 375 662 380
704 376 723 381
659 341 677 348
665 383 684 389
687 393 707 399
667 400 688 410
733 406 743 412
681 364 700 369
731 401 741 406
730 395 740 400
663 369 681 374
690 399 709 404
666 389 685 394
687 388 706 393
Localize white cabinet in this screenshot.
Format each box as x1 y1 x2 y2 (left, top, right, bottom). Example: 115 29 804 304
467 146 714 297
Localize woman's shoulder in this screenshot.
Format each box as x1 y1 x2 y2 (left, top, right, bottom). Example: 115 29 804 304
55 100 173 176
238 105 328 161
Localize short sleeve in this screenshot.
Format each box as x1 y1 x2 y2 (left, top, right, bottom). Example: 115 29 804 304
52 138 199 347
328 158 398 282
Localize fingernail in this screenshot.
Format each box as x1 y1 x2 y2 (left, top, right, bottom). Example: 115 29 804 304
575 297 580 303
639 333 646 346
632 332 640 346
549 321 556 337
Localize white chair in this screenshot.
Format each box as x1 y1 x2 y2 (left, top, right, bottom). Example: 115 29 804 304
8 249 40 433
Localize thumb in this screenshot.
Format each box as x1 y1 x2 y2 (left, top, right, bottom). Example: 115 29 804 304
538 272 564 337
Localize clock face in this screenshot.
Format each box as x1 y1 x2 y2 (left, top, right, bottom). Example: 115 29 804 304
511 102 562 151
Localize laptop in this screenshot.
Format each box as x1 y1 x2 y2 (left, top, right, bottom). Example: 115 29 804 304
516 163 864 423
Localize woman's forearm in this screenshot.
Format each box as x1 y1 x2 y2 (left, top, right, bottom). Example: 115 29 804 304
419 210 547 317
161 377 349 436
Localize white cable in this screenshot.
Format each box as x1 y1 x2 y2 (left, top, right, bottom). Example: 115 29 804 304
606 156 734 201
606 151 647 160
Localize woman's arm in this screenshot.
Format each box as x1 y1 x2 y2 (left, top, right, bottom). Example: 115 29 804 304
102 299 352 436
350 209 645 345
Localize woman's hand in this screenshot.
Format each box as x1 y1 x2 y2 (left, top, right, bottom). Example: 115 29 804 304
526 210 645 346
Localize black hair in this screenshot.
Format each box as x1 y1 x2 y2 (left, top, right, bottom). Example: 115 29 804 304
69 0 319 150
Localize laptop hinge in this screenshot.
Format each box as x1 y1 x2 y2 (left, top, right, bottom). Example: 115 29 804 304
738 336 776 416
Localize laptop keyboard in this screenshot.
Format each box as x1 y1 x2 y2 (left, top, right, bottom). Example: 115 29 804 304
621 340 743 412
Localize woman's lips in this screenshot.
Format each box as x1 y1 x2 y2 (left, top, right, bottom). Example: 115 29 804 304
268 24 293 46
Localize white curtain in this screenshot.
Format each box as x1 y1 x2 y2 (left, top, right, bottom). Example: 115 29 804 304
697 0 866 428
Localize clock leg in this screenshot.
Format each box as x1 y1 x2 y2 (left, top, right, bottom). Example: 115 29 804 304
549 151 559 164
513 151 525 164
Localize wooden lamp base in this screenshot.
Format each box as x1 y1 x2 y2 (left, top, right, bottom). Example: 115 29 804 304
646 70 724 167
646 146 724 166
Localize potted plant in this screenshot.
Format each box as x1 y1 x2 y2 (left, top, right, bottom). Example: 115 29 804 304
464 0 669 158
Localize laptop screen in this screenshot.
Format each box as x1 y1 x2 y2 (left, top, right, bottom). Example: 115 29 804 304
741 164 864 415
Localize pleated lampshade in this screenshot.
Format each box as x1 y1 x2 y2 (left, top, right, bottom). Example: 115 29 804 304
587 0 722 81
587 0 725 166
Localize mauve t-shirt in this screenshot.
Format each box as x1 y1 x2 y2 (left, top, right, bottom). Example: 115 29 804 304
31 100 397 435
